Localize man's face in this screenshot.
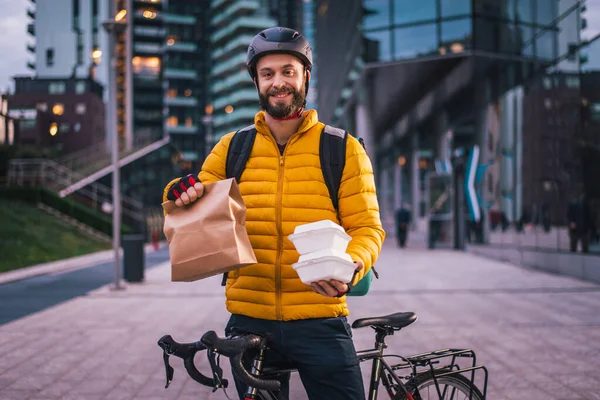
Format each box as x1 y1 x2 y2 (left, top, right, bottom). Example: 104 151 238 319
255 53 309 118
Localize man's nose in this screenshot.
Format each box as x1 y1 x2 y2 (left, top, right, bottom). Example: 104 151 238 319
272 73 286 88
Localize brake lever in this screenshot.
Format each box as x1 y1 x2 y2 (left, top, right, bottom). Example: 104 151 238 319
206 349 228 392
162 351 175 388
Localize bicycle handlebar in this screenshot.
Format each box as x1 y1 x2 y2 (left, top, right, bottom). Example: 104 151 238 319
158 331 281 392
201 330 281 392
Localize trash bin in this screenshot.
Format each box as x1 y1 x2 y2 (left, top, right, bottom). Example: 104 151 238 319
123 234 145 282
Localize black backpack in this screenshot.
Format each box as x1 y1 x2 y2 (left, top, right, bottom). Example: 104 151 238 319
220 124 371 290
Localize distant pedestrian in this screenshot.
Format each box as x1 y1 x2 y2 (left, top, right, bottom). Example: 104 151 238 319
394 203 411 248
567 192 592 253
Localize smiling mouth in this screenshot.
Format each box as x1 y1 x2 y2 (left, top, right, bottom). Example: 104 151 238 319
271 92 291 99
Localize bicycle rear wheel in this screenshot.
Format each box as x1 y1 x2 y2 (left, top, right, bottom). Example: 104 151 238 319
395 369 484 400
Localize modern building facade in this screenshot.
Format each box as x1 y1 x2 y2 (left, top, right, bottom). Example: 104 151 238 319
7 77 105 155
209 0 304 141
315 0 598 252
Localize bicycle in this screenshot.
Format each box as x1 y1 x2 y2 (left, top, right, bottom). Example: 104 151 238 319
158 311 488 399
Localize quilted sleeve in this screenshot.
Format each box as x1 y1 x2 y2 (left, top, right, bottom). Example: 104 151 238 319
161 132 234 204
338 135 386 285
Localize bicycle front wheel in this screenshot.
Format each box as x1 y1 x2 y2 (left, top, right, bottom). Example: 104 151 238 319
396 369 484 400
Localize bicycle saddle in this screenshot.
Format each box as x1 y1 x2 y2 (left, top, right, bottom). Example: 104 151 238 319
351 312 417 329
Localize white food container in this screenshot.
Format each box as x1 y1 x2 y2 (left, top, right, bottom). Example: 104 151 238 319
288 220 352 254
298 248 353 263
292 254 356 284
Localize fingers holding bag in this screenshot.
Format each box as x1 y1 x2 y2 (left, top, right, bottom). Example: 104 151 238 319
166 174 205 206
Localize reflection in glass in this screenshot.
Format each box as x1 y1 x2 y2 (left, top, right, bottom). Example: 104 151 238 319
474 18 517 54
535 0 556 26
535 28 555 60
514 0 533 24
364 0 391 30
474 0 508 18
393 0 436 25
394 23 437 59
441 19 472 49
440 0 471 17
364 29 392 62
517 24 534 57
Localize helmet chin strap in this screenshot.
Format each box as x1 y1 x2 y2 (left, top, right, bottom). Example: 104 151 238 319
271 107 304 120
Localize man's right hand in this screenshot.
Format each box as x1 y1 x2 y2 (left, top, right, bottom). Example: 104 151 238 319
166 174 204 207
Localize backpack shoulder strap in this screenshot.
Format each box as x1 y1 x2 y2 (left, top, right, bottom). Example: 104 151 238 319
225 124 257 182
319 125 348 212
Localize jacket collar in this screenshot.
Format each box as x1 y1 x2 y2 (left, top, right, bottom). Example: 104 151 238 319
254 109 319 138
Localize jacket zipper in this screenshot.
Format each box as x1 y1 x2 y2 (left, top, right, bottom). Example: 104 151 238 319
275 153 284 320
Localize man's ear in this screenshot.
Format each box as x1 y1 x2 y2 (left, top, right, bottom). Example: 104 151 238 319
253 77 258 90
306 69 311 83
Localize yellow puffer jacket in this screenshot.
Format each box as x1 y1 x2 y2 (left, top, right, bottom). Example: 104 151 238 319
163 109 385 321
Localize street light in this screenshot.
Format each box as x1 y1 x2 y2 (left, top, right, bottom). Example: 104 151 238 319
102 14 128 291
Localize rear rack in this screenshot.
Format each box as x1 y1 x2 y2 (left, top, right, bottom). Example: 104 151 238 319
390 348 488 399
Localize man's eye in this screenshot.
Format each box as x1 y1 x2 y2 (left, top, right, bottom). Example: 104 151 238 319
262 73 272 78
285 70 294 76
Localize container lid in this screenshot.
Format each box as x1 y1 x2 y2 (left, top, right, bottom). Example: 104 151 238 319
293 220 346 235
292 255 356 268
298 249 353 263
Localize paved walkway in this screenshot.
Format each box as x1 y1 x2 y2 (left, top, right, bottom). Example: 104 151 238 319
1 241 600 399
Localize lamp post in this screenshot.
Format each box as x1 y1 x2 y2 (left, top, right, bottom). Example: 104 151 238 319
102 14 128 291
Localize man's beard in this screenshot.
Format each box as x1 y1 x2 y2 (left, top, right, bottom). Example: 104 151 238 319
259 84 306 118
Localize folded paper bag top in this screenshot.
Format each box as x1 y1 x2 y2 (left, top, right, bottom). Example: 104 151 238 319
162 178 257 282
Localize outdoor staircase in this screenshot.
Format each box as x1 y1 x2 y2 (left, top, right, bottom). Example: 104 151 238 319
37 203 112 243
6 137 172 236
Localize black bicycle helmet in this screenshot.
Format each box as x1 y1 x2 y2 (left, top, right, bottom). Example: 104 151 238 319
246 27 313 79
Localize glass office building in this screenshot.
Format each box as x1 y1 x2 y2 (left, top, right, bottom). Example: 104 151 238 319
316 0 600 254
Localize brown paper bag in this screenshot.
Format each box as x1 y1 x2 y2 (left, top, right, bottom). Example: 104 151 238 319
162 178 257 282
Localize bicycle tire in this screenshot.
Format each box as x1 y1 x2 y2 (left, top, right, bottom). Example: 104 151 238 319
394 369 484 400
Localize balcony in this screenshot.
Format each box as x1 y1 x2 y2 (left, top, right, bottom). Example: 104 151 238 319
212 106 256 127
213 88 256 110
211 16 276 44
165 124 198 134
212 70 251 94
134 42 164 54
165 41 197 52
212 34 254 61
212 0 233 11
133 26 166 37
211 53 246 78
162 13 196 25
27 23 35 36
27 61 35 70
164 68 197 80
27 8 35 19
27 43 35 53
212 0 258 26
165 96 198 107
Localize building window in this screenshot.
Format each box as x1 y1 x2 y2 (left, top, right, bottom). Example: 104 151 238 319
394 24 437 59
132 56 161 78
0 115 5 144
60 122 70 133
20 119 37 130
75 103 86 114
46 48 55 67
440 0 470 18
394 0 436 25
75 81 86 94
49 82 66 94
74 122 81 132
440 19 472 50
52 104 64 115
184 89 192 97
185 117 193 127
364 29 392 62
167 116 178 126
364 0 391 30
167 89 177 97
544 98 552 110
37 103 48 112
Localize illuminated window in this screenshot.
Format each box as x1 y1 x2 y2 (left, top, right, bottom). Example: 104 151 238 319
132 56 161 77
37 103 47 112
52 104 64 115
49 122 58 136
185 117 193 127
167 89 177 98
75 103 86 114
184 89 192 97
142 10 157 19
167 116 178 126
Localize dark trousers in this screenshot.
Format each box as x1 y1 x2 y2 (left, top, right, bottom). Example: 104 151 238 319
569 231 590 253
225 314 365 400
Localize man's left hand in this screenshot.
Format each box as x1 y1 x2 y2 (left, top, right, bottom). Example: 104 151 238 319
311 260 364 297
